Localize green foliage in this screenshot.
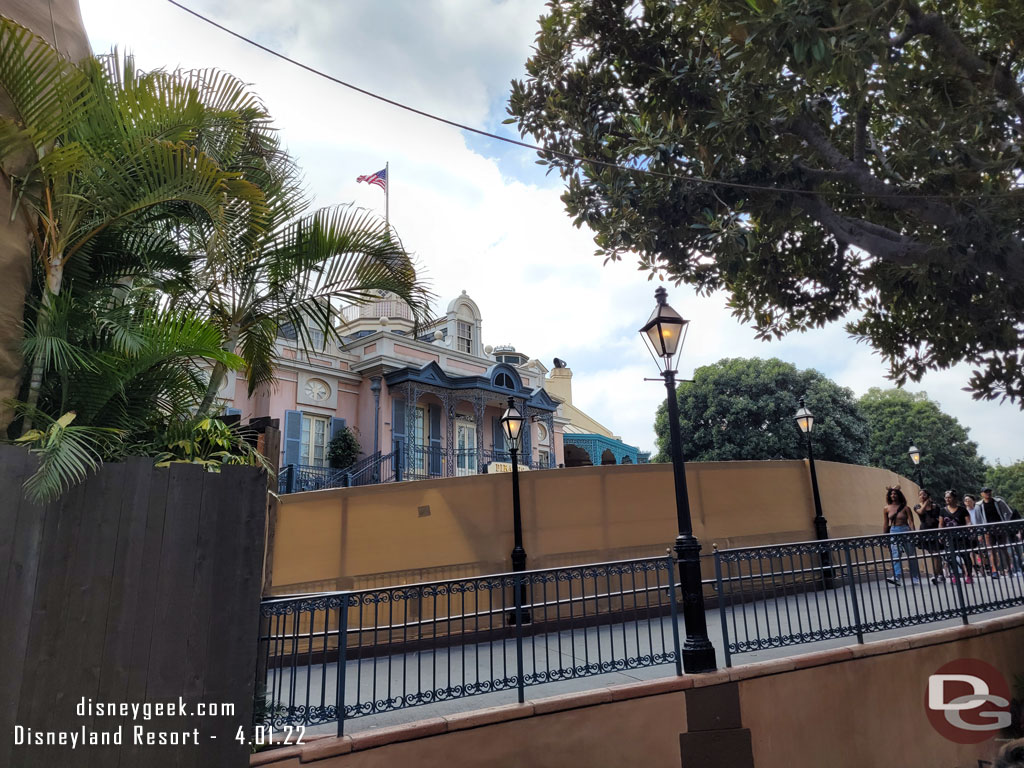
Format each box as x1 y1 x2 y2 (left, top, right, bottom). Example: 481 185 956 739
0 18 430 500
22 286 244 439
14 410 121 502
509 0 1024 404
858 388 987 495
147 417 270 473
985 461 1024 513
327 425 361 469
652 358 869 464
185 199 435 411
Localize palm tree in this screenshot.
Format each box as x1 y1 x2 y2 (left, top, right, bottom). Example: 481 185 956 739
0 18 269 431
184 155 433 414
17 285 246 501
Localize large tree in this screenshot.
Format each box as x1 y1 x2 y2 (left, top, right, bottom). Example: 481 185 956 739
984 461 1024 513
509 0 1024 405
858 387 987 494
653 357 870 464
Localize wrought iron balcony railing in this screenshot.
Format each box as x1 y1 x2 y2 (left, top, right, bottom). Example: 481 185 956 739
278 445 553 493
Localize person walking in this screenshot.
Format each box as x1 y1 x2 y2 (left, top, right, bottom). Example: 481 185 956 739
940 489 973 584
978 487 1017 577
964 493 991 573
883 486 921 585
914 489 944 583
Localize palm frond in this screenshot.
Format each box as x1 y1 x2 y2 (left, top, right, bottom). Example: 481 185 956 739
10 408 122 503
0 17 96 164
21 292 96 374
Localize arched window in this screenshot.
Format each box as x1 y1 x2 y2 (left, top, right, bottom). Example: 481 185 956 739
495 372 515 390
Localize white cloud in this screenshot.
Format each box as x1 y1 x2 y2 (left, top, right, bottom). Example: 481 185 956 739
79 0 1024 464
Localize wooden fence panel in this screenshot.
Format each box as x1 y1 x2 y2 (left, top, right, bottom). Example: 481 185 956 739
0 445 267 768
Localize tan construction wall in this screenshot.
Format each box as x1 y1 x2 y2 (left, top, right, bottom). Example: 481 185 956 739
249 614 1024 768
271 461 913 594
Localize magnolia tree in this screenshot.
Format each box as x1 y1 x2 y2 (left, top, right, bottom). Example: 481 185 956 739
509 0 1024 404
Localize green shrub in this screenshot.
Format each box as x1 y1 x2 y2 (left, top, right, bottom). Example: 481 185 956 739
328 426 361 469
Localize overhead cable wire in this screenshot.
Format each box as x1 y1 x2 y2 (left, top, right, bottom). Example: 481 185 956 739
165 0 1024 202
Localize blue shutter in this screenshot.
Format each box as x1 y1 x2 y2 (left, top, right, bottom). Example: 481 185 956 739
391 399 405 454
284 410 302 467
224 407 242 417
330 417 347 442
428 405 442 476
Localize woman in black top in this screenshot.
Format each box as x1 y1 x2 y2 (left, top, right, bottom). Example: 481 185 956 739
915 489 943 581
940 489 973 584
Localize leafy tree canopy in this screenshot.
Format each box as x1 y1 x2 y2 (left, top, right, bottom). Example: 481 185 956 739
984 461 1024 513
858 387 987 495
510 0 1024 404
653 357 870 464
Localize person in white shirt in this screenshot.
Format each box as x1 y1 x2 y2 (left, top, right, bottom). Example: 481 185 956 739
964 494 984 525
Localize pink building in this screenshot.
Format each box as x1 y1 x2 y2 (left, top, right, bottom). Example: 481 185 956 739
218 291 567 488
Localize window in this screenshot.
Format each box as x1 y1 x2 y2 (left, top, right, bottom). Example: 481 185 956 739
456 320 472 354
308 325 325 350
495 372 514 390
539 449 550 468
300 413 330 467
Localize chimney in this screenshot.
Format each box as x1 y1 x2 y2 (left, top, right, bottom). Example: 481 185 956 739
545 366 573 406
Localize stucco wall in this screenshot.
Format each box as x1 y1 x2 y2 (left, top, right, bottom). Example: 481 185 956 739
249 614 1024 768
271 460 913 593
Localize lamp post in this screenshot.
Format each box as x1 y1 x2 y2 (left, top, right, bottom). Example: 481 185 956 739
794 398 828 541
501 397 527 573
640 287 716 673
501 396 529 624
908 444 924 488
795 397 834 588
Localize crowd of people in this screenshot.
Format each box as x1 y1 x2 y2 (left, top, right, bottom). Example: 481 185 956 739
882 485 1022 586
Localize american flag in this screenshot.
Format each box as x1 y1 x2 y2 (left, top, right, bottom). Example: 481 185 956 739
356 167 387 191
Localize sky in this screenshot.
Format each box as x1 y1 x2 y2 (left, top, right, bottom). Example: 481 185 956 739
77 0 1024 465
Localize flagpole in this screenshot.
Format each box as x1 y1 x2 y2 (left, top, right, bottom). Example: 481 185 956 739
385 161 389 229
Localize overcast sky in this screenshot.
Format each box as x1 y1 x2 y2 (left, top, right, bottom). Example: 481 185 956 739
79 0 1024 465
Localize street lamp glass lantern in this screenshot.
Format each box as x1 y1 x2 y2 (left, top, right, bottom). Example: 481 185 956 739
908 445 921 465
794 398 814 434
501 398 525 451
640 287 689 372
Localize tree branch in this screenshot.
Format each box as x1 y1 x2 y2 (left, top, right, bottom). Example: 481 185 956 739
788 115 956 225
901 2 1024 123
792 194 935 265
788 116 1024 281
854 102 869 166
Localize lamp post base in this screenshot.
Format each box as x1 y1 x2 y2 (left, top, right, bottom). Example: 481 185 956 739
674 535 717 673
682 642 718 674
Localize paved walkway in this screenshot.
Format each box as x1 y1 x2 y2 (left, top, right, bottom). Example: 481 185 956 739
268 571 1024 737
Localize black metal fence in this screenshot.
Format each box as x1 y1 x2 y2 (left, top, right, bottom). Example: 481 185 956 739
256 556 680 735
714 520 1024 666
